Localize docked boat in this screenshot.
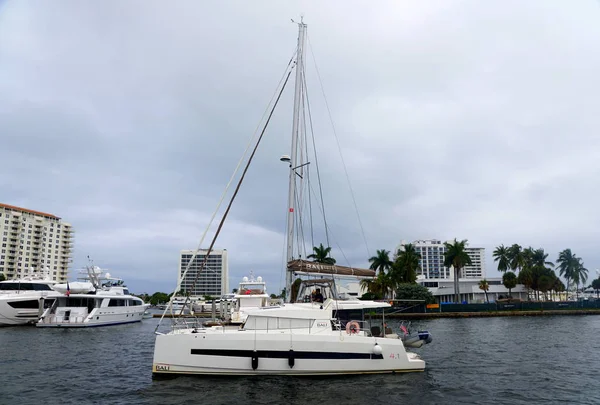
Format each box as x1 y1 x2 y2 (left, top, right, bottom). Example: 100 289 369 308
229 274 270 324
0 272 61 326
37 265 149 328
152 20 431 376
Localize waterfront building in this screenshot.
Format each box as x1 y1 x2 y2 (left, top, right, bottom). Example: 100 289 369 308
178 249 228 297
398 239 486 280
0 203 74 282
418 277 528 303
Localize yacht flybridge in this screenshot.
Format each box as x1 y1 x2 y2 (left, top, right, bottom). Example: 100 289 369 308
152 20 431 376
229 274 270 324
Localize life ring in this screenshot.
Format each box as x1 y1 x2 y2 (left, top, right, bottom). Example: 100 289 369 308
346 320 360 335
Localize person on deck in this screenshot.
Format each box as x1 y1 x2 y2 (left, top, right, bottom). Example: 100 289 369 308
313 288 324 303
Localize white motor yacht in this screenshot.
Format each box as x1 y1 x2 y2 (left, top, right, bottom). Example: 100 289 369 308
37 265 149 328
0 274 61 326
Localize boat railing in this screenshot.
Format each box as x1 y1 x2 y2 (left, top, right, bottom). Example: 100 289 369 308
41 315 86 324
170 317 205 331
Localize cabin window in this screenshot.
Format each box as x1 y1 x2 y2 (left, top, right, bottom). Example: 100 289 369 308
33 284 52 291
244 316 313 330
108 299 126 307
123 289 130 295
128 299 142 306
0 282 42 291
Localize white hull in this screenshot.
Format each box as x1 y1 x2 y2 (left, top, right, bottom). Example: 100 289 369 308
37 306 148 328
153 327 425 376
37 291 149 328
0 293 60 326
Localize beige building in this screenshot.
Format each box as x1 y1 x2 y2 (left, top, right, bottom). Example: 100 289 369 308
179 249 229 297
0 203 74 282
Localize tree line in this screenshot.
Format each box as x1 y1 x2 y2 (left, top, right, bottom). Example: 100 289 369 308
307 240 598 304
493 244 592 301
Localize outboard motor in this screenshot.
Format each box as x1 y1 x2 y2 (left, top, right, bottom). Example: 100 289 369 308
418 331 433 344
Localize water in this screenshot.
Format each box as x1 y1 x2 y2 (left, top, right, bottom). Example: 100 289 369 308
1 315 599 405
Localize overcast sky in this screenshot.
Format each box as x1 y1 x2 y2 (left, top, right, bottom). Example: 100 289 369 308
2 1 600 294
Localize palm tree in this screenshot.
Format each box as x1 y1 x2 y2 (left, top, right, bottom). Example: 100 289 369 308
478 279 490 303
591 278 600 299
556 249 576 298
443 239 472 303
552 277 565 301
532 248 554 268
571 257 588 300
493 245 510 273
538 273 556 301
307 243 336 265
391 244 421 285
518 267 534 300
359 272 393 299
368 249 393 275
502 271 517 298
507 244 525 273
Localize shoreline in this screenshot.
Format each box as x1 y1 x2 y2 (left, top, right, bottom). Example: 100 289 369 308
386 309 600 319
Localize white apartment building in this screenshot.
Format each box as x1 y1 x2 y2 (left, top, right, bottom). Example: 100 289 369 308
179 249 228 297
0 203 74 282
398 239 485 280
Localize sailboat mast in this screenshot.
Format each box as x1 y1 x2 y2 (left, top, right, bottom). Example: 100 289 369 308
285 20 306 302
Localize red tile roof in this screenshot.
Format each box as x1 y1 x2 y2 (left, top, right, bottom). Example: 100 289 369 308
0 203 60 219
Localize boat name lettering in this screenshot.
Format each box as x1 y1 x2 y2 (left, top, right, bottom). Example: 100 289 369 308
155 364 170 371
305 263 332 271
317 322 327 327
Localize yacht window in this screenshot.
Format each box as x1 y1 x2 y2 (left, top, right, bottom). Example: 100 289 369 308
123 289 130 295
0 283 36 291
7 300 39 309
108 299 126 307
33 284 52 291
128 299 142 306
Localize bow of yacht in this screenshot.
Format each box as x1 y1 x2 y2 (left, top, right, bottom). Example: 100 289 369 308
0 275 61 326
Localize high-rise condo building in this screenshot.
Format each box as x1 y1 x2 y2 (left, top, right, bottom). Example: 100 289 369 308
0 203 74 282
398 239 485 279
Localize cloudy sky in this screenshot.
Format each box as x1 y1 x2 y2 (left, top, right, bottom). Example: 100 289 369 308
1 0 600 294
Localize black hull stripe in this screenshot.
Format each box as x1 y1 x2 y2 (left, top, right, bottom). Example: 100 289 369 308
191 349 383 360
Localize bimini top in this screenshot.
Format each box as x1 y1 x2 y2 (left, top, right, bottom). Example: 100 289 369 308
287 260 376 278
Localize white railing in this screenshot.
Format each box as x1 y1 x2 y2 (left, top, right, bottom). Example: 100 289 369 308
42 315 85 324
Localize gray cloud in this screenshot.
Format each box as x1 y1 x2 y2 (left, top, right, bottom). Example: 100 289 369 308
2 0 600 293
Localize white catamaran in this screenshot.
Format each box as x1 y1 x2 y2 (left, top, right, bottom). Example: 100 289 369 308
152 20 431 376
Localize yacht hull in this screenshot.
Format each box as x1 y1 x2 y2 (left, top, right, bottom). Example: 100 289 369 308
152 329 425 376
0 294 59 326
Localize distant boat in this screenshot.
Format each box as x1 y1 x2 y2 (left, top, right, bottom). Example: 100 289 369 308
37 263 149 328
229 274 270 324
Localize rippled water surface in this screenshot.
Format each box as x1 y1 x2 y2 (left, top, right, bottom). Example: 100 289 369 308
1 315 599 405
